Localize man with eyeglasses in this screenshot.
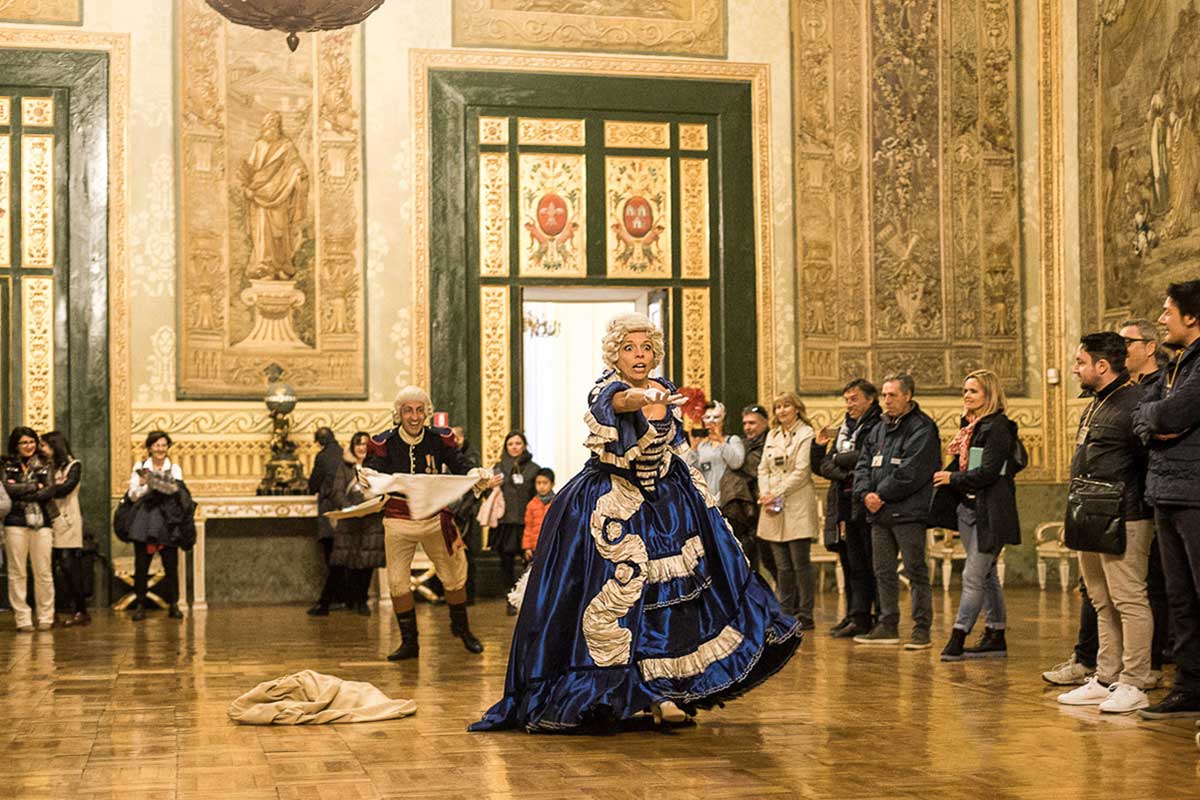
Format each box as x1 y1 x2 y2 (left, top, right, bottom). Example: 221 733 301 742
1119 318 1171 686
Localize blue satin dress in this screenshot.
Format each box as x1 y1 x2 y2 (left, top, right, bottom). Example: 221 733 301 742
470 371 801 732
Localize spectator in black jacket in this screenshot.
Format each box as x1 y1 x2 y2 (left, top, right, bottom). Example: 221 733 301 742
1134 280 1200 720
932 370 1020 661
450 426 484 604
851 374 941 650
3 427 55 632
308 427 345 616
1057 332 1153 714
812 379 882 638
719 405 768 576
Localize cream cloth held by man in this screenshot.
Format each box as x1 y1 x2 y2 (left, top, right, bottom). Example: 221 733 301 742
326 470 484 522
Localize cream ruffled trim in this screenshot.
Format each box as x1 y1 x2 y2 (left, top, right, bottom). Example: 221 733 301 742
638 625 746 682
581 475 648 667
644 536 705 583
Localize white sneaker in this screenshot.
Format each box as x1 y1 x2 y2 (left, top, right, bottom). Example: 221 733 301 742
1099 682 1149 714
1042 656 1093 685
1057 676 1112 706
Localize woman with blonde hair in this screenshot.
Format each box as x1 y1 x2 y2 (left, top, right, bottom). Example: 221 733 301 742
931 369 1022 660
756 391 821 630
472 312 801 732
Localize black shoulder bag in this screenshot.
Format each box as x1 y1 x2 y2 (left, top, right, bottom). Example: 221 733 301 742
1064 414 1126 555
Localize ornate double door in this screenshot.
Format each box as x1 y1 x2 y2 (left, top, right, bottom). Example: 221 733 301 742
425 69 762 467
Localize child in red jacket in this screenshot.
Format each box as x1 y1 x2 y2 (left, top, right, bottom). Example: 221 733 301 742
521 468 556 561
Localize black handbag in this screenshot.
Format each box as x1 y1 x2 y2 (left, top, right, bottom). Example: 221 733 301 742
1064 476 1126 555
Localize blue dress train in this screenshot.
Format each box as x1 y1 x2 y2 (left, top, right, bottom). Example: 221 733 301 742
470 372 801 732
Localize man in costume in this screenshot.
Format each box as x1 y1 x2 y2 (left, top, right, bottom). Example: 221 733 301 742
366 386 501 661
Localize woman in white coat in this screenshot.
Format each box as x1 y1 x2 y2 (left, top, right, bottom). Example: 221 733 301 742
757 391 820 630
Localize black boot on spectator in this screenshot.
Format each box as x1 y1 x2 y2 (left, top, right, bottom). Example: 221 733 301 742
168 603 184 620
387 609 420 661
829 617 851 635
940 628 967 662
964 627 1007 659
832 618 869 639
307 603 330 617
449 603 484 654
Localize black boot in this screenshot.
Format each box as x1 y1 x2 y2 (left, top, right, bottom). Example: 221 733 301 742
307 603 330 617
387 609 419 661
963 627 1007 659
449 602 484 654
940 628 967 662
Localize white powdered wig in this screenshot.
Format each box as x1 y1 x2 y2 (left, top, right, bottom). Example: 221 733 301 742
392 385 433 424
601 312 666 370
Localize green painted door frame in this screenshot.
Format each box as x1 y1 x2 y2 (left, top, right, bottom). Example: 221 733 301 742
426 70 759 455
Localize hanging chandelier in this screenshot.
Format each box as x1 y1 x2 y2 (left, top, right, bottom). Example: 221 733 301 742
204 0 387 52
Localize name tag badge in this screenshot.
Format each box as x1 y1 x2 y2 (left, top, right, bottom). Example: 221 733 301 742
871 455 883 468
1076 425 1089 447
513 473 524 485
890 458 902 465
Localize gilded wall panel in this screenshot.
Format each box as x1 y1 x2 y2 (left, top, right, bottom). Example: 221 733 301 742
606 156 671 278
0 0 81 25
518 153 586 277
177 0 366 398
682 287 711 396
479 152 510 277
1075 0 1198 329
0 135 8 267
678 123 708 151
680 157 710 279
451 0 727 59
21 133 53 268
20 96 53 127
792 0 1023 395
604 120 669 149
0 96 8 125
22 276 53 432
479 115 509 145
518 117 585 147
479 285 510 468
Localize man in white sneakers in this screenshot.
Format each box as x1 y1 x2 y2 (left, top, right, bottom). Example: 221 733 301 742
1057 332 1154 714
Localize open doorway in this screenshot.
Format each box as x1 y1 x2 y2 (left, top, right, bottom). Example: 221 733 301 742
521 287 667 481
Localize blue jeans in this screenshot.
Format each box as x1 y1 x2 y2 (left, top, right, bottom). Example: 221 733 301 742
953 504 1006 633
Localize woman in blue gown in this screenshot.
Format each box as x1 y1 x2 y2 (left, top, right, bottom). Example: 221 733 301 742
470 313 801 732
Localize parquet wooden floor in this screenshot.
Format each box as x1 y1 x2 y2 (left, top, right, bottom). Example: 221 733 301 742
1 588 1197 800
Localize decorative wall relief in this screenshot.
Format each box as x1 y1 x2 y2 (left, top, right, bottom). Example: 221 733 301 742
0 0 81 25
606 156 671 278
1076 0 1200 330
479 151 510 277
177 0 366 398
21 275 53 432
450 0 727 59
792 0 1023 395
518 153 586 277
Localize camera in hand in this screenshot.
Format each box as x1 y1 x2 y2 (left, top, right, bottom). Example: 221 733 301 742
691 427 708 438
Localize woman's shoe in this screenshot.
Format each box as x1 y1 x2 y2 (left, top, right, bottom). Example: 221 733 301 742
307 603 330 617
651 700 688 725
940 628 967 661
168 604 184 619
73 611 92 626
59 613 77 628
16 624 34 633
131 607 147 621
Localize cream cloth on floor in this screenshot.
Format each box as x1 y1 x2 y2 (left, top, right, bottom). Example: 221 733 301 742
228 670 417 725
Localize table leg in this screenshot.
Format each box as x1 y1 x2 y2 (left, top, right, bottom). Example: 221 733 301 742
178 548 189 612
193 518 208 611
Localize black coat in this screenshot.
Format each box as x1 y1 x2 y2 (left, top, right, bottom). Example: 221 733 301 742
814 403 883 540
309 440 344 540
327 459 385 570
1134 338 1200 508
852 402 941 525
929 412 1021 555
127 481 197 550
720 432 765 530
1072 374 1150 520
3 455 56 528
493 451 540 527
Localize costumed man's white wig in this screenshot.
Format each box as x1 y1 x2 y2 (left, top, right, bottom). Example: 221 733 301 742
601 312 666 370
393 385 433 424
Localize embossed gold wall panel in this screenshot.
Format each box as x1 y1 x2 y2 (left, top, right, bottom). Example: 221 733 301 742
479 115 509 145
21 133 53 268
479 285 510 468
518 153 586 277
517 117 585 147
0 96 10 126
0 135 8 267
680 157 710 280
451 0 727 58
479 152 510 277
792 0 1023 395
604 120 669 149
606 156 671 279
20 96 53 127
678 123 708 151
21 275 53 431
682 287 711 397
177 0 366 398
